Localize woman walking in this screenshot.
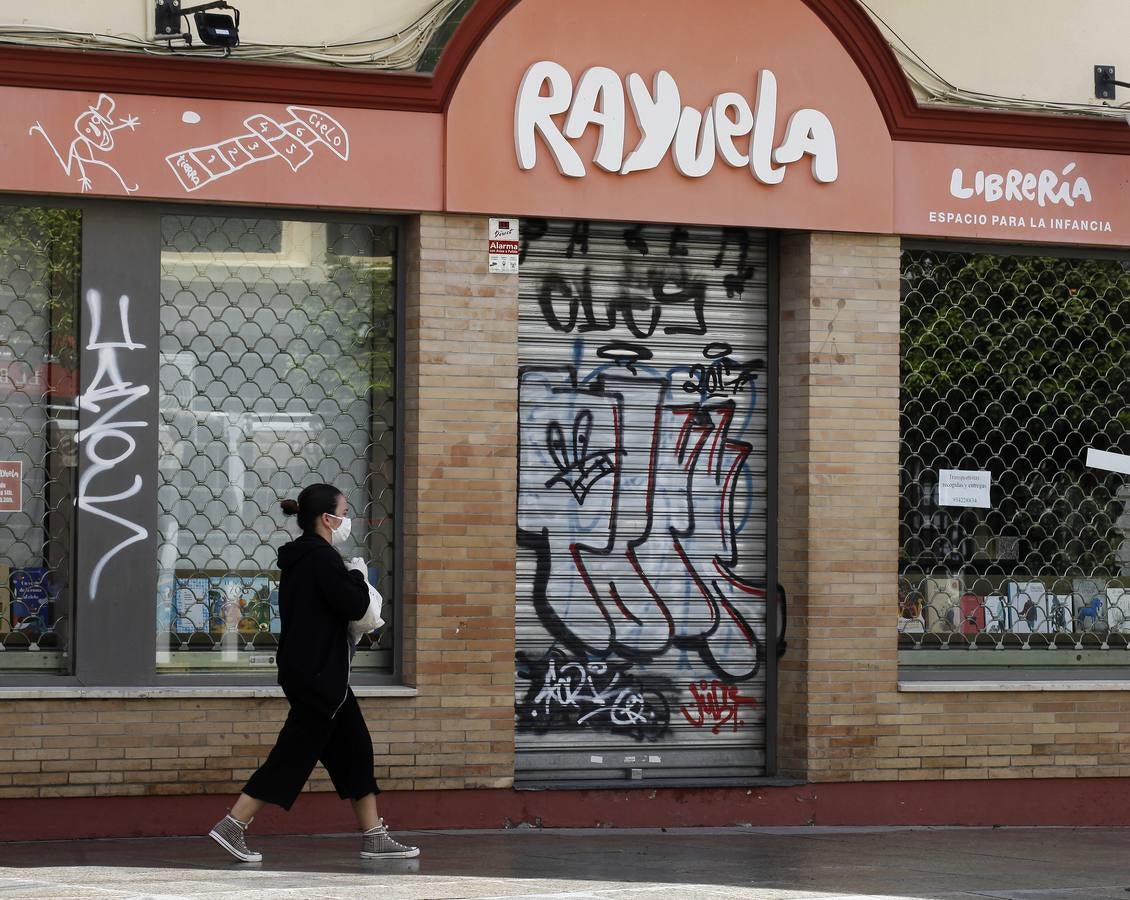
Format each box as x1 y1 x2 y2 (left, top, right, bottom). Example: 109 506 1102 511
209 483 418 862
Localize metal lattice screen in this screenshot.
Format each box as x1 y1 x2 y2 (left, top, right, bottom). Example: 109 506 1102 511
0 206 80 674
899 247 1130 658
156 215 396 673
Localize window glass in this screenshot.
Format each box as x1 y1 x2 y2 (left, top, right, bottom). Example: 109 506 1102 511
161 216 282 256
156 215 396 674
0 206 81 674
899 249 1130 662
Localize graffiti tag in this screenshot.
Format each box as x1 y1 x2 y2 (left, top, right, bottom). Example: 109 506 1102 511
516 650 671 741
76 289 150 599
680 679 758 734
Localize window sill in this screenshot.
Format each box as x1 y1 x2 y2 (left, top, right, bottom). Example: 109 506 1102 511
899 668 1130 693
900 680 1130 692
0 685 418 700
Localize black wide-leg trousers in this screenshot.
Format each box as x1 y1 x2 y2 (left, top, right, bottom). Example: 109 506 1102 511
243 687 379 811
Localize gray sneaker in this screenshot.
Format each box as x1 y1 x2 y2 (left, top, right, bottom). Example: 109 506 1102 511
361 818 420 859
209 814 262 863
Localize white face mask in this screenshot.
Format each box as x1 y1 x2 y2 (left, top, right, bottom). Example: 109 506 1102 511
325 513 352 546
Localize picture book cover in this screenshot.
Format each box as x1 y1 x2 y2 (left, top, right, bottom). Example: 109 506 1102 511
155 564 176 633
174 577 209 633
1047 594 1074 632
1073 578 1107 631
983 594 1009 633
0 564 9 633
10 566 56 629
897 587 926 634
923 577 963 632
1008 581 1049 634
1108 588 1130 634
959 593 985 635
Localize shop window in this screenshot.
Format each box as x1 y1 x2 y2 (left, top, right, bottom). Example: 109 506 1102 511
899 247 1129 665
155 215 397 675
0 206 81 675
161 216 282 256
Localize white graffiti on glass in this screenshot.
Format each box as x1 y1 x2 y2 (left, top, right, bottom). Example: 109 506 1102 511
29 93 140 194
76 289 150 599
166 105 350 193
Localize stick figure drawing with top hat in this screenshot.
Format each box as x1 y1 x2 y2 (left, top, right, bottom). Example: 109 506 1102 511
30 93 140 194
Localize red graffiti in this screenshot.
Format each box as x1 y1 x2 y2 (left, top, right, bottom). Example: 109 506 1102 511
680 680 758 734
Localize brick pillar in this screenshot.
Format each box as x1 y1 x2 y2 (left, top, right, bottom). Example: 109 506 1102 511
776 232 902 781
400 213 518 788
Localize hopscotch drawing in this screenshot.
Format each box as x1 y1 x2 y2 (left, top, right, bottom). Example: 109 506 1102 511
166 105 350 192
29 93 140 194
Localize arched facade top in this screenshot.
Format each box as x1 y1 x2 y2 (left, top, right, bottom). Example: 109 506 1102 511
437 0 1130 155
443 0 895 232
0 0 1126 154
433 0 915 126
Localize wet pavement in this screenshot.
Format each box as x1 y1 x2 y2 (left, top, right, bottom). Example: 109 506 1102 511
0 826 1127 899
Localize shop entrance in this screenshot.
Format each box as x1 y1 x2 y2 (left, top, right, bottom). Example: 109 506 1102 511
515 219 774 786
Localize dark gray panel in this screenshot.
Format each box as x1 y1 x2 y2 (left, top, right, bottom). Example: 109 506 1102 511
75 205 160 683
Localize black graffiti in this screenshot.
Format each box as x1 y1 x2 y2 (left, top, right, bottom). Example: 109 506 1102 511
515 649 672 742
566 221 590 258
544 410 618 504
623 224 649 255
596 341 653 374
683 342 765 396
669 225 689 258
518 367 766 684
713 228 757 298
537 266 706 338
519 218 549 263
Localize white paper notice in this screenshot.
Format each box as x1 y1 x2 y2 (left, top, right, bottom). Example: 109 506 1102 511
938 469 991 508
1086 448 1130 476
488 217 519 274
0 461 21 513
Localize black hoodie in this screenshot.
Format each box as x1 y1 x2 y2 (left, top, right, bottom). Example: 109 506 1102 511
276 533 370 717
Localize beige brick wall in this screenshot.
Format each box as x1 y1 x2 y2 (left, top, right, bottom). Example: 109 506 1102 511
0 213 518 800
778 231 1130 783
7 220 1129 803
776 231 903 780
775 232 813 778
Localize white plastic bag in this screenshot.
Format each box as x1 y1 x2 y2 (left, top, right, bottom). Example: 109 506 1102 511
345 557 385 643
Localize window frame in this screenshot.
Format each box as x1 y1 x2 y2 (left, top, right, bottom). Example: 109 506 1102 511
0 196 406 689
0 199 84 680
897 238 1130 678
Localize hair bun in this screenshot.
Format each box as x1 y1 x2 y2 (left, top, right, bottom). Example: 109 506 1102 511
280 499 300 516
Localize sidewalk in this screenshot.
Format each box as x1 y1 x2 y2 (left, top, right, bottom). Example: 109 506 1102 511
0 826 1126 899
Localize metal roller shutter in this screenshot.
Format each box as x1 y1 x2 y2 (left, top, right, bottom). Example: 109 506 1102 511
516 218 772 787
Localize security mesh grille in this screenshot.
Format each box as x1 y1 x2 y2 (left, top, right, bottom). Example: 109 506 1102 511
0 206 80 673
156 216 396 672
899 248 1130 655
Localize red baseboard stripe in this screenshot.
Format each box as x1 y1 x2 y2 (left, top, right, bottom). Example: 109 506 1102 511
3 778 1127 841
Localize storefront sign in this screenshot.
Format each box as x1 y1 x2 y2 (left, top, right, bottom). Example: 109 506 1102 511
6 86 442 212
938 469 991 509
9 0 1130 250
515 63 837 183
488 218 520 273
895 142 1130 246
0 461 20 512
447 0 893 232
